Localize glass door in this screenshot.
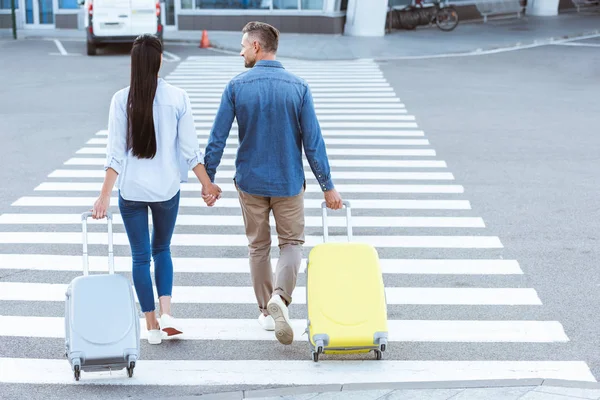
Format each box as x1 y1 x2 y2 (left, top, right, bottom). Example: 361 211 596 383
23 0 55 27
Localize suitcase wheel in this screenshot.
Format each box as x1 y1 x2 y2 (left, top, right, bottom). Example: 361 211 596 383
312 351 319 362
74 365 81 381
127 361 135 378
374 350 383 360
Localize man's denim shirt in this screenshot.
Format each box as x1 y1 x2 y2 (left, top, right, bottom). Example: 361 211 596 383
203 60 334 197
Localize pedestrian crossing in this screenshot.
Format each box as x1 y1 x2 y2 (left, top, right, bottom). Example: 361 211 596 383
0 55 595 389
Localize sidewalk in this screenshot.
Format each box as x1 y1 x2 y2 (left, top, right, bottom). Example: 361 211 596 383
157 379 600 399
1 12 598 60
186 12 600 60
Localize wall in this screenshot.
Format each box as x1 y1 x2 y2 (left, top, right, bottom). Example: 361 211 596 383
178 14 346 33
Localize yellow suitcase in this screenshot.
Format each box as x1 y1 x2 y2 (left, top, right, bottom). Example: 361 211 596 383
305 201 388 362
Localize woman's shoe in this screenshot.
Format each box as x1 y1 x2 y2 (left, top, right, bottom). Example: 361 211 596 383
147 329 162 345
160 314 183 336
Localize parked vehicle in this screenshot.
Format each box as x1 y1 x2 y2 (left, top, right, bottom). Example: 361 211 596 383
79 0 163 56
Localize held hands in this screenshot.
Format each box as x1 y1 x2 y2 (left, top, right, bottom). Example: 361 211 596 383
202 182 222 207
324 188 343 210
91 194 110 219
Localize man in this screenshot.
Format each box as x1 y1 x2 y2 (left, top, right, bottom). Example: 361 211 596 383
203 21 343 345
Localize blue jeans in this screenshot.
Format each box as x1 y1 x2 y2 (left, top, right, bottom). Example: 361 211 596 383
118 190 180 313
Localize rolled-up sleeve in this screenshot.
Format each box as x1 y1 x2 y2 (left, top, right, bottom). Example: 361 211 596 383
177 91 204 170
104 92 127 175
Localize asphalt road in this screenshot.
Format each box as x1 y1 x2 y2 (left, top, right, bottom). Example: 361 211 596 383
0 37 599 399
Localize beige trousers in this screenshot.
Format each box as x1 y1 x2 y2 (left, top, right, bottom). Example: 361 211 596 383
236 182 305 315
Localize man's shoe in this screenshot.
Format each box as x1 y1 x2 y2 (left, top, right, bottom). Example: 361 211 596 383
258 314 275 331
267 295 293 345
160 314 183 336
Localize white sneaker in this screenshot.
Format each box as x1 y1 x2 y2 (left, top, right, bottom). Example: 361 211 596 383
258 314 275 331
160 314 183 337
267 295 293 345
147 329 162 345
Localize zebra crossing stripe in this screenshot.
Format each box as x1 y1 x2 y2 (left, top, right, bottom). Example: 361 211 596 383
0 283 537 304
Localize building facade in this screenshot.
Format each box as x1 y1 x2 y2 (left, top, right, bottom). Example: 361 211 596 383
0 0 582 35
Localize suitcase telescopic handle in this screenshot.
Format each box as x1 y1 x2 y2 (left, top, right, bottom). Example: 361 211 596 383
81 211 114 276
321 200 352 243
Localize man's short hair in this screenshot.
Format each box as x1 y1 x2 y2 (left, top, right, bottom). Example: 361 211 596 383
242 21 280 53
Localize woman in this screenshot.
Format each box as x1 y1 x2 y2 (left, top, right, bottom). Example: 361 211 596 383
92 34 221 345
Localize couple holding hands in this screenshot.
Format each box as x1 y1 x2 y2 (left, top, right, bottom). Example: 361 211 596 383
92 22 342 346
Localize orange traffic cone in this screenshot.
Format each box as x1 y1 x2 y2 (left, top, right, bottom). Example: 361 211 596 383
200 30 210 49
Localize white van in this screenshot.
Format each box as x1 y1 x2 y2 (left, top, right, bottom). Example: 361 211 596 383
80 0 163 56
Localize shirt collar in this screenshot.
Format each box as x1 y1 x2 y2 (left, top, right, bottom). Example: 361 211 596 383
255 60 284 69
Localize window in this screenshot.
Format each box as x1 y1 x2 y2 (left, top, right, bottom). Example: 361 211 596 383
0 0 19 9
180 0 324 10
301 0 323 9
59 0 80 9
181 0 270 9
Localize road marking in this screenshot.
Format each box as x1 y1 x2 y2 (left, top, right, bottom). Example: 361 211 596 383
551 42 600 48
2 358 594 385
190 97 402 103
194 121 415 128
0 283 535 304
192 115 414 121
191 108 410 114
189 92 397 98
36 182 464 194
183 87 396 94
0 316 567 342
13 197 470 210
87 137 427 146
178 82 390 88
0 232 502 248
52 39 67 56
95 129 425 136
162 50 181 62
47 169 452 180
0 255 521 274
0 214 485 228
64 158 446 168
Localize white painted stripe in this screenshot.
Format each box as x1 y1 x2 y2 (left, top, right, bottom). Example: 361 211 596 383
53 39 67 55
192 115 415 121
190 98 402 103
168 74 386 79
77 147 433 156
0 255 521 274
0 316 568 343
0 214 485 228
191 109 409 115
194 122 417 129
95 129 425 137
64 158 445 168
14 197 469 210
35 182 464 194
3 358 593 385
162 50 181 62
47 169 452 181
0 232 501 248
0 283 534 304
190 92 396 98
190 102 405 108
87 138 428 146
175 79 390 84
180 82 390 88
182 87 396 94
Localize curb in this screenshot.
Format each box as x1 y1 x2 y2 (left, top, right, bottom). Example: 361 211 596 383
204 29 600 61
154 378 600 399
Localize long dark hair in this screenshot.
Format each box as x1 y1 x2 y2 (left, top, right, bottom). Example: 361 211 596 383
126 34 163 159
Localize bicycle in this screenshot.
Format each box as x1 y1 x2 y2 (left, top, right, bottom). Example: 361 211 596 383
390 0 459 32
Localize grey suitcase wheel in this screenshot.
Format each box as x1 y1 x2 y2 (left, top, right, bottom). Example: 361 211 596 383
374 350 383 360
127 361 135 378
74 365 81 381
312 351 319 362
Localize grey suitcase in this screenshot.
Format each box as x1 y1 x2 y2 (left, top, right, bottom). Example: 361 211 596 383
64 211 140 381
